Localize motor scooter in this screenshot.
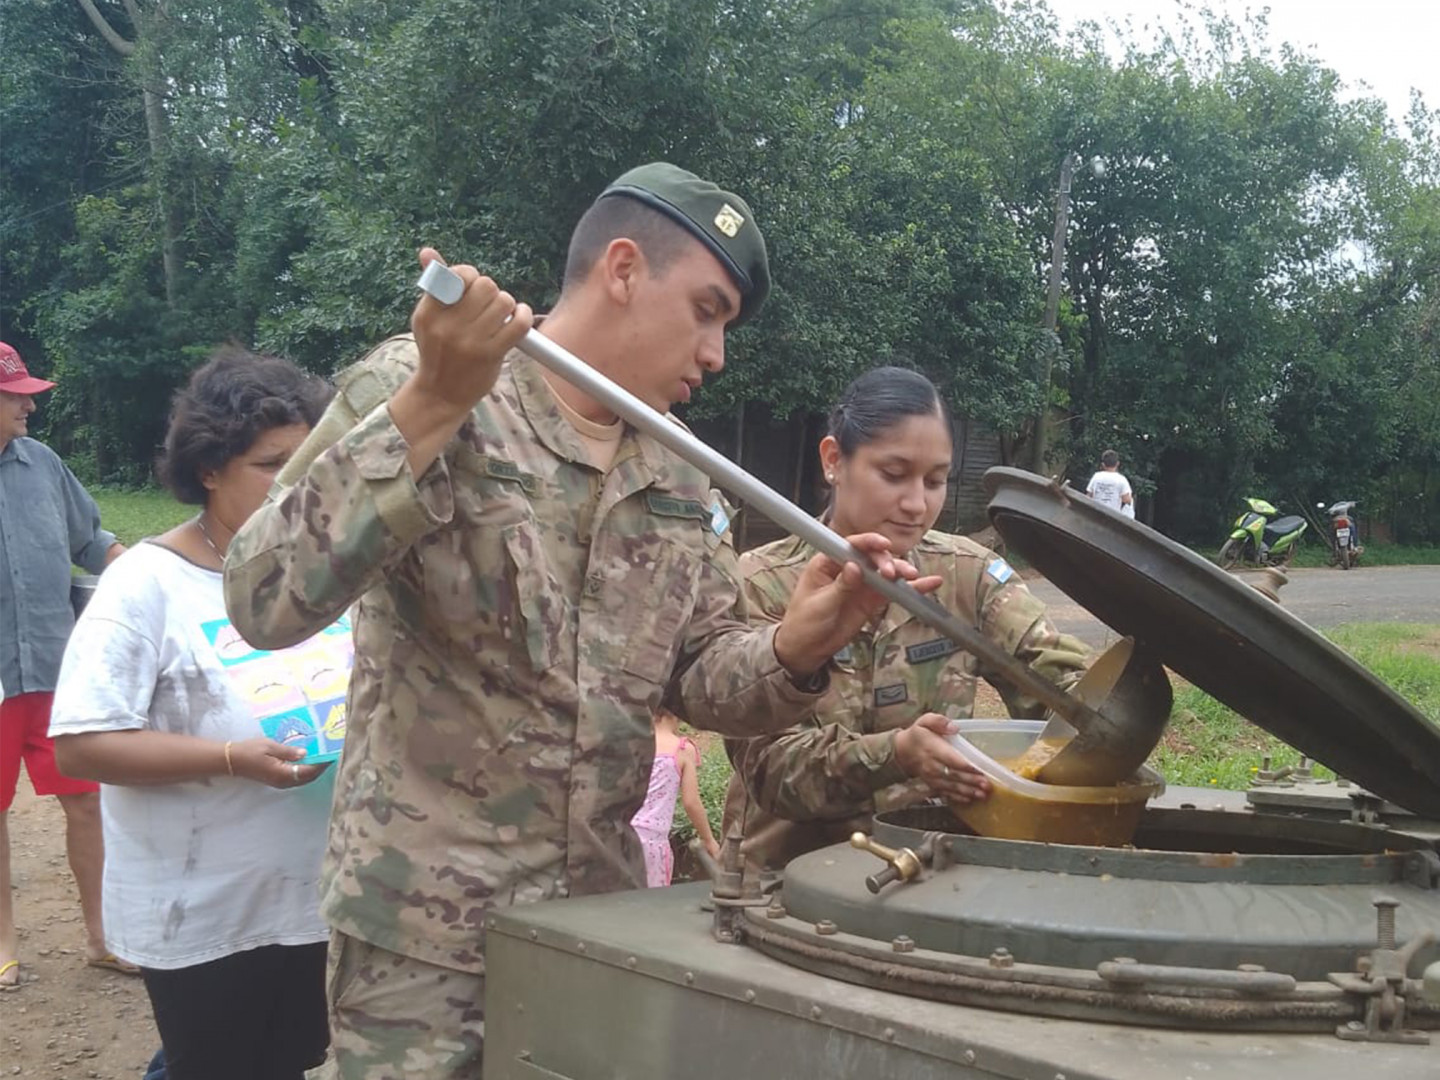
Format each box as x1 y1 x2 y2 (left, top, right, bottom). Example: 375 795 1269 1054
1217 497 1307 569
1318 500 1363 570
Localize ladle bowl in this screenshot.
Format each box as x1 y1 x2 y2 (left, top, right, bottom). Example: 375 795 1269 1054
1033 636 1172 787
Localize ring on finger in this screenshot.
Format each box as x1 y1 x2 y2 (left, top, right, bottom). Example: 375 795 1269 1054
291 762 300 782
941 764 951 779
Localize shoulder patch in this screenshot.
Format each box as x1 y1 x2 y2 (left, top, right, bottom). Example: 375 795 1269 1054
986 558 1015 585
709 496 731 537
336 337 422 416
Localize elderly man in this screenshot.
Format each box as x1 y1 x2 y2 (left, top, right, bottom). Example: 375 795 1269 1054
0 341 128 989
226 163 931 1077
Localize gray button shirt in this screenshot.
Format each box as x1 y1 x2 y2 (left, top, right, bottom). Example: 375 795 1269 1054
0 437 116 695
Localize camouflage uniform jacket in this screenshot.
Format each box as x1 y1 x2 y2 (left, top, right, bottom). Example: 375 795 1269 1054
722 529 1089 873
224 335 823 973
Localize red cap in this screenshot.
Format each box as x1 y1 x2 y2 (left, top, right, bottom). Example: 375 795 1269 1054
0 342 56 395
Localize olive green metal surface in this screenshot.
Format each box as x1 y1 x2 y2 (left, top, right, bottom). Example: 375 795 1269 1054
484 884 1440 1079
774 807 1440 984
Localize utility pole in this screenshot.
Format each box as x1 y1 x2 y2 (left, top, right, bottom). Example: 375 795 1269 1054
1031 150 1078 476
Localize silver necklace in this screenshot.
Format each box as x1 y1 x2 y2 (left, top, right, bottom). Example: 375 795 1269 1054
195 514 226 562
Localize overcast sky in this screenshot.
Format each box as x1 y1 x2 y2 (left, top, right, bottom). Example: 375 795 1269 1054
1038 0 1437 132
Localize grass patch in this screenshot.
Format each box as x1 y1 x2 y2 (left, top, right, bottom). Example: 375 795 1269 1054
1273 542 1440 568
91 487 192 546
1149 623 1440 789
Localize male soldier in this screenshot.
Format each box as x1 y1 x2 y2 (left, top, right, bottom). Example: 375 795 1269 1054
224 163 930 1077
0 342 128 989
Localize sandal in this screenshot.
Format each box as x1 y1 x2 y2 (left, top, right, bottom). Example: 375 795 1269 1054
86 952 141 976
0 958 20 991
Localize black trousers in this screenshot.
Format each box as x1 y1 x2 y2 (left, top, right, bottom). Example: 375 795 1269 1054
142 942 329 1080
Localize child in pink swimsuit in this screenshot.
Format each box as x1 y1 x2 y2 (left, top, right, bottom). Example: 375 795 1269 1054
630 710 721 887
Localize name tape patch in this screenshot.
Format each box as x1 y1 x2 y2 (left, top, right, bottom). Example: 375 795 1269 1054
645 493 708 520
905 638 960 665
483 457 542 496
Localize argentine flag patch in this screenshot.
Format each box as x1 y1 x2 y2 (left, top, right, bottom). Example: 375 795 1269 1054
986 557 1015 584
710 498 731 537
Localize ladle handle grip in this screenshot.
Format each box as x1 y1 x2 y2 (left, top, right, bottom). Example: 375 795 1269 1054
417 263 1102 731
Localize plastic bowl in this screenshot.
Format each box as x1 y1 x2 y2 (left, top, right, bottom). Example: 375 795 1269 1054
946 720 1165 847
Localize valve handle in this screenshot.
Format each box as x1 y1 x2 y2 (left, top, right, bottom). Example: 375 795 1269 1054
850 832 925 893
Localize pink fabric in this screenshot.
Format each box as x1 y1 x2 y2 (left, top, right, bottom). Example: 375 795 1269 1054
631 739 693 887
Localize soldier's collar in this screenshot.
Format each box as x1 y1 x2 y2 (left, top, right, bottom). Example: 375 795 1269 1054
512 351 611 467
882 543 940 634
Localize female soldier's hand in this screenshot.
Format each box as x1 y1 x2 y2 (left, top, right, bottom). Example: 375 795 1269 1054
228 738 328 789
773 532 941 677
893 714 990 804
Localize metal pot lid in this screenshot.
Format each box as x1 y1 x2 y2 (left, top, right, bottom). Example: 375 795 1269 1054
983 467 1440 816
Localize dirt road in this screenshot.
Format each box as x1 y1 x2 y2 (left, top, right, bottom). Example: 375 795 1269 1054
1 787 156 1078
1026 564 1440 648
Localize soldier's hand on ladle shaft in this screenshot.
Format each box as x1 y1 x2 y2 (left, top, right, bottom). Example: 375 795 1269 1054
392 247 534 478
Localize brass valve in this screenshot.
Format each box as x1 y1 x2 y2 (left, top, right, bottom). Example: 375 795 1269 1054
850 832 925 894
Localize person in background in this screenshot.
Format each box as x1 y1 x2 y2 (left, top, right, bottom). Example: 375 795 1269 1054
0 340 127 990
631 709 721 887
1086 449 1134 519
723 367 1091 876
49 347 339 1080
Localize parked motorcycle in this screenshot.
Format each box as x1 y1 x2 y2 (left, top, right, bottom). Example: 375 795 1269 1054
1319 500 1363 570
1217 497 1307 569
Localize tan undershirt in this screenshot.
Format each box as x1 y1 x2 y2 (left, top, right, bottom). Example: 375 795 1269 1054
542 370 624 471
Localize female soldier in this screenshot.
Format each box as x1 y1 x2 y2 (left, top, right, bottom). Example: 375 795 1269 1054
721 367 1090 875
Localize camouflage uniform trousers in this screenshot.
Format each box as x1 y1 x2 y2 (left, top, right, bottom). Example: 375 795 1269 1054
323 931 486 1079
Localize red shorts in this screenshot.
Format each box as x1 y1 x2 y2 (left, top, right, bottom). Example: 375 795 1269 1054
1 692 99 811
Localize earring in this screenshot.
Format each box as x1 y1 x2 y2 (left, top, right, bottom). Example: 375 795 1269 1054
825 473 834 482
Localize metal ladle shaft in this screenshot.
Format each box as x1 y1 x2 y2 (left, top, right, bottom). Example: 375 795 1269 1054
417 263 1106 734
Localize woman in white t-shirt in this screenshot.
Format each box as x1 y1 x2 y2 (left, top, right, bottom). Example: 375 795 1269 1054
49 348 337 1080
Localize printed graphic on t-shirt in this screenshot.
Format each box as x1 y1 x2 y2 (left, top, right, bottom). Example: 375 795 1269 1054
1087 472 1130 511
200 616 354 762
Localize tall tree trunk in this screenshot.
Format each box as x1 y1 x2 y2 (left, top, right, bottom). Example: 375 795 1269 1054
141 84 180 306
76 0 180 306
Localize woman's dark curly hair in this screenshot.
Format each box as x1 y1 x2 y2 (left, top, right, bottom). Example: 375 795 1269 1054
158 345 332 505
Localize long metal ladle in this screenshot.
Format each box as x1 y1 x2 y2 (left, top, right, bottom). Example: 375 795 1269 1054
416 261 1108 736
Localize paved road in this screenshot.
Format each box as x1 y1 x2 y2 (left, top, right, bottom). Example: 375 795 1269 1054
1026 564 1440 649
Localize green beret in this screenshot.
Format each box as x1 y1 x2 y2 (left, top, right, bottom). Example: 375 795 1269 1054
599 162 770 325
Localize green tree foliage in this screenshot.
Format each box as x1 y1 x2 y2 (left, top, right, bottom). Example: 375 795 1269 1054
2 0 1435 544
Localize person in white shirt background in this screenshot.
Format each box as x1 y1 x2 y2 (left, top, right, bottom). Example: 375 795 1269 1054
1086 449 1135 519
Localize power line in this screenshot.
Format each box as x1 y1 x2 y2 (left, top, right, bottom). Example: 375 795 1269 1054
0 163 151 237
